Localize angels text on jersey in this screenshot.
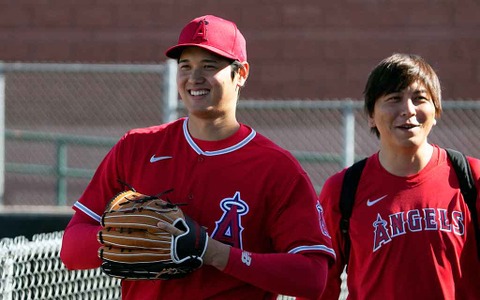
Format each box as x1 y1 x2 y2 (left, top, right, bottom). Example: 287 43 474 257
372 208 464 252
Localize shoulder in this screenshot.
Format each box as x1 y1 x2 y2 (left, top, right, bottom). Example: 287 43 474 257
466 155 480 180
323 155 376 189
249 130 305 169
323 168 347 192
121 118 184 142
318 167 346 214
466 155 480 169
439 145 480 179
319 155 376 210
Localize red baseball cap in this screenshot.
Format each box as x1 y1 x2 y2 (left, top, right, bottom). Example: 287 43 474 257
165 15 247 62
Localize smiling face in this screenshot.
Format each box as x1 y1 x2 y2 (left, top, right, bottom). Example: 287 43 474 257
369 80 437 151
176 47 248 121
364 54 442 140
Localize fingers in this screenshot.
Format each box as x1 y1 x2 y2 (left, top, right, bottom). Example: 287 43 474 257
157 220 184 236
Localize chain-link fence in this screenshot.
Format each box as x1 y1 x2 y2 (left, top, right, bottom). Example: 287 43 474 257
1 62 480 207
0 232 122 300
0 232 310 300
1 62 177 206
1 62 479 300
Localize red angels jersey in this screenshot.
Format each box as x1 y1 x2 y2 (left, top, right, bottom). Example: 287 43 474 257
73 118 334 299
319 145 480 300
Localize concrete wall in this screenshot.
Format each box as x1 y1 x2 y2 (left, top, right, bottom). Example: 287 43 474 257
1 1 479 100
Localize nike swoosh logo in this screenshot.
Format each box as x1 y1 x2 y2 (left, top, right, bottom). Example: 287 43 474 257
366 195 388 206
150 155 173 163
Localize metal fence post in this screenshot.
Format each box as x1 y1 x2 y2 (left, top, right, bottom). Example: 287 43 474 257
163 59 178 123
0 62 5 206
343 99 355 167
56 141 68 205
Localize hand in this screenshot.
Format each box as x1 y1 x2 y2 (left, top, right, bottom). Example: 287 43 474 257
157 219 183 235
157 219 231 271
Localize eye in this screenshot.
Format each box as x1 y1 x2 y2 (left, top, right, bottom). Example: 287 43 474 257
413 95 431 103
385 95 401 102
179 64 191 70
203 64 217 70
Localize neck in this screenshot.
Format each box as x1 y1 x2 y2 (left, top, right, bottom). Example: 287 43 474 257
186 116 240 141
378 143 434 176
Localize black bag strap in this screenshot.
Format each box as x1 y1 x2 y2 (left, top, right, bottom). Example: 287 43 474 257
445 148 480 259
339 157 367 267
339 149 480 270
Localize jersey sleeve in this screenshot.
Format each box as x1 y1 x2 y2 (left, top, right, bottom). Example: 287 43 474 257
61 134 128 270
60 210 103 270
72 134 128 222
268 169 335 262
223 248 329 299
318 170 347 300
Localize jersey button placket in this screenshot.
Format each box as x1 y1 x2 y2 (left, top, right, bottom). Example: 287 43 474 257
188 155 204 202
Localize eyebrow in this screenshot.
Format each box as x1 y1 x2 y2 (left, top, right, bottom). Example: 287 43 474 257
413 89 429 94
390 88 428 94
178 58 219 64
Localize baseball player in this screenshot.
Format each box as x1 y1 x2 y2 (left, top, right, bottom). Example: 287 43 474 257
60 14 335 299
319 53 480 299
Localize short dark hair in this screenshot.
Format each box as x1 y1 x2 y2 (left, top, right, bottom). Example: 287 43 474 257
230 60 242 80
363 53 442 137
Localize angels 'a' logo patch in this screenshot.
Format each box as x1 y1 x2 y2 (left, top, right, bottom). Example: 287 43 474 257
211 191 249 248
192 18 209 42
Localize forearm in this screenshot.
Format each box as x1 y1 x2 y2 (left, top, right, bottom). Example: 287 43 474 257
204 238 328 299
318 264 343 300
226 248 327 298
60 213 103 270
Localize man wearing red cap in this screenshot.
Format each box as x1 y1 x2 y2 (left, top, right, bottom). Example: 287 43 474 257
60 15 334 299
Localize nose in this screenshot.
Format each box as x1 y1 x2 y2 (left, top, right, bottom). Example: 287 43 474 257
188 68 205 84
401 99 416 117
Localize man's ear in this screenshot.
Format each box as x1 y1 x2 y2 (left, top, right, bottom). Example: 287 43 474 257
237 62 249 87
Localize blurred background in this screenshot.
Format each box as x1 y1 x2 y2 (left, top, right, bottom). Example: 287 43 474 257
1 0 479 207
1 0 479 99
0 1 479 299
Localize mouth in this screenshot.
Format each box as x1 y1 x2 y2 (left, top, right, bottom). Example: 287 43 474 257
189 89 209 96
397 124 420 130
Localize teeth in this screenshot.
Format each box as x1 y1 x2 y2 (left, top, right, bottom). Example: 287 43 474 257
190 90 208 96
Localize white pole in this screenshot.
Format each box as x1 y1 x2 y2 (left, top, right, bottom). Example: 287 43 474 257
343 99 355 167
163 59 178 123
0 62 5 205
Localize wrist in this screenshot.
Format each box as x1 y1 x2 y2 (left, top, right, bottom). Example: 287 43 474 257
203 237 231 270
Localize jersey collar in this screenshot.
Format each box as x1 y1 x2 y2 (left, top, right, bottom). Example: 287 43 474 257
182 118 256 156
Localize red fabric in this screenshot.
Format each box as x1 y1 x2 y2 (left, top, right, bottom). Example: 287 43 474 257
60 212 102 270
165 15 247 62
320 145 480 300
223 247 328 299
61 118 335 299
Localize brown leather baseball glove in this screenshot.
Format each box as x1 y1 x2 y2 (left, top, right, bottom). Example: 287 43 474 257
97 190 208 280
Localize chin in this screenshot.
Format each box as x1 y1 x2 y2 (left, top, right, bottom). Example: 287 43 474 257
399 139 426 149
